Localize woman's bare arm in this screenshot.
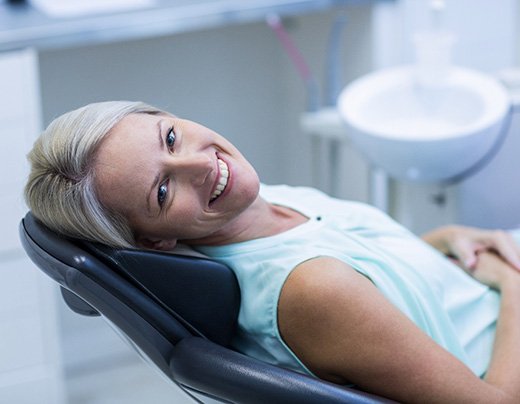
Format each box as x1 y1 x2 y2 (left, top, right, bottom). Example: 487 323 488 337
472 252 520 397
278 255 520 403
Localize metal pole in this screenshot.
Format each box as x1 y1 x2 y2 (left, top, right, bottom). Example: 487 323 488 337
370 166 389 212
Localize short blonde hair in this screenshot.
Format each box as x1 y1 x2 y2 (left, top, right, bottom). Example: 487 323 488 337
25 101 165 248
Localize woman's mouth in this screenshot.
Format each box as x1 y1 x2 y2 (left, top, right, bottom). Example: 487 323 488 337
210 158 229 202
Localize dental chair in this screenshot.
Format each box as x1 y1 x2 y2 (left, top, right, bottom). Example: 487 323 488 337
19 212 392 404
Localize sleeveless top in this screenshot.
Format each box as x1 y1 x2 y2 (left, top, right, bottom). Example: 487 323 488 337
194 184 500 377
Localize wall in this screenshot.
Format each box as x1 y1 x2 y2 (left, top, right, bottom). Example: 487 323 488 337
0 49 65 404
454 0 520 231
270 7 373 191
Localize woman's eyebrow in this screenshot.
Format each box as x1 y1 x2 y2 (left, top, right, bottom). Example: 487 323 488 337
156 119 165 150
145 121 165 214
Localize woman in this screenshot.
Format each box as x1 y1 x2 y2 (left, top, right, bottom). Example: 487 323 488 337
25 101 520 402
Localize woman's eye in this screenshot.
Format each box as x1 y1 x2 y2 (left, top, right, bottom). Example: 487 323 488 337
158 182 168 207
166 127 176 150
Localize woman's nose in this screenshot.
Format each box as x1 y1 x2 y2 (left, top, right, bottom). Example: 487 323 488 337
167 153 214 186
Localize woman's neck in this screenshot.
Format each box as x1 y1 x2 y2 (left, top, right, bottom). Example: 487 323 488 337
189 196 308 246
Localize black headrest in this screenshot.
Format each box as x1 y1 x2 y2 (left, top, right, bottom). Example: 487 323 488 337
20 212 241 347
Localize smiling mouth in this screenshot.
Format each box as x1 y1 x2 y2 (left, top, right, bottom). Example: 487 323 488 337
210 158 229 202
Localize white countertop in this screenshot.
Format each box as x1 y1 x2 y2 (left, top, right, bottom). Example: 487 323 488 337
0 0 374 51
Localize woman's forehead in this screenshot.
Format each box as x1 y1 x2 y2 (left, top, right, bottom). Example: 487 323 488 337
113 112 159 132
94 114 160 215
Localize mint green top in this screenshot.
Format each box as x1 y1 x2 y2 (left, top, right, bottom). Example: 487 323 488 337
195 184 501 377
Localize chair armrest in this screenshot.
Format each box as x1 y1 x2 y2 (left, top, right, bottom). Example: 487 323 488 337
170 337 394 404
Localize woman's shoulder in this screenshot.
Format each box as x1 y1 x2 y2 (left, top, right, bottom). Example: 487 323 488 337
279 256 365 320
282 256 361 296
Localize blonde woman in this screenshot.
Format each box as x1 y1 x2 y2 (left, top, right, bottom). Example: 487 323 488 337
26 101 520 403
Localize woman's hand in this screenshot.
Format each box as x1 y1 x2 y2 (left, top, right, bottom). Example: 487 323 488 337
422 225 520 271
471 251 520 290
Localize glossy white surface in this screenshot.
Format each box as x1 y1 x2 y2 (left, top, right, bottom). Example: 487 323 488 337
338 65 510 182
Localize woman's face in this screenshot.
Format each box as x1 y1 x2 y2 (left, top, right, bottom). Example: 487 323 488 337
94 112 260 249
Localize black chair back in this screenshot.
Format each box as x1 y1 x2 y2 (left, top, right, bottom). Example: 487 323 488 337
20 212 393 404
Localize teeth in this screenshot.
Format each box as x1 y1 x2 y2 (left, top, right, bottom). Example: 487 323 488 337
210 159 229 202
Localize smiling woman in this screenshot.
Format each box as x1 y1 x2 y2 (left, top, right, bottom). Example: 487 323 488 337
92 109 262 250
25 101 262 250
24 100 520 403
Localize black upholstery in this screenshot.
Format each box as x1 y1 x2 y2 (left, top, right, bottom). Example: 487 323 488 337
20 212 394 403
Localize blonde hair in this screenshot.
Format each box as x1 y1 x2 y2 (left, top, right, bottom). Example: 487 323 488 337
25 101 165 248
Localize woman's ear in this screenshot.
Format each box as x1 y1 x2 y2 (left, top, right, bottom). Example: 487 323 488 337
137 237 178 251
